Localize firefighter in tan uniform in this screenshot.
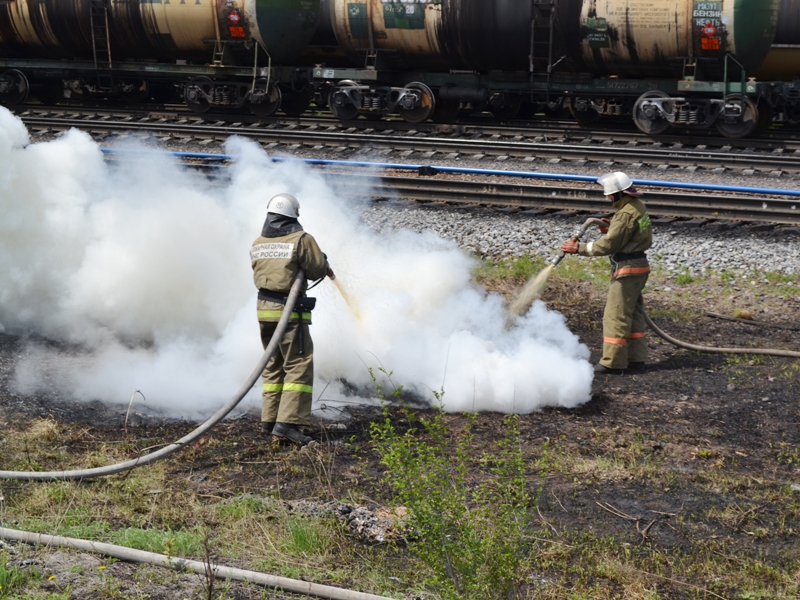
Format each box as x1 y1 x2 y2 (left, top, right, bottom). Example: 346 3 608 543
251 193 333 443
560 172 653 374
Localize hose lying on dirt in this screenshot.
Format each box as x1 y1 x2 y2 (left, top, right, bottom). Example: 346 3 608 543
0 270 306 481
552 218 800 360
0 527 385 600
645 312 800 358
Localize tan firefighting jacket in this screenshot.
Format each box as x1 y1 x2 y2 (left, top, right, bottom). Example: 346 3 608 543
251 229 329 322
578 194 652 279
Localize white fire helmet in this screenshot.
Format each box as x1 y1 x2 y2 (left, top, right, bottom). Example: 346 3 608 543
597 172 642 197
267 193 300 218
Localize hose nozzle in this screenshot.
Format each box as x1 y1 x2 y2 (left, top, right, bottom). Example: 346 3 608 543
551 248 569 267
551 217 607 267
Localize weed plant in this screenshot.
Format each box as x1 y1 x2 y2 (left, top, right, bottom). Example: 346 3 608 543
0 552 39 599
371 401 542 600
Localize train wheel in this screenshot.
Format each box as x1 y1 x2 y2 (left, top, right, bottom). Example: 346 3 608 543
398 82 435 124
542 97 568 118
715 95 758 138
489 94 522 120
280 87 311 117
632 91 672 135
185 76 211 114
249 81 281 118
568 97 600 125
0 69 29 106
329 81 360 121
121 80 149 104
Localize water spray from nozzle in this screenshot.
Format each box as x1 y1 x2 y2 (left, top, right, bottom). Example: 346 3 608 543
506 217 607 327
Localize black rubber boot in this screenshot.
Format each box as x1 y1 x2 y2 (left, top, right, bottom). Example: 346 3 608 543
272 422 313 445
593 363 625 375
261 421 275 435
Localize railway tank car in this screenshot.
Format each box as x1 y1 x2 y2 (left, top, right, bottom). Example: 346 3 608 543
314 0 782 137
0 0 320 115
756 0 800 81
754 0 800 127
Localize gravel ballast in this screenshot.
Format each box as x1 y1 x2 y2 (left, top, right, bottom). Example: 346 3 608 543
361 200 800 277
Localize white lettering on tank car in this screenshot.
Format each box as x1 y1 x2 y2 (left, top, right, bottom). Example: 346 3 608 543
251 243 294 260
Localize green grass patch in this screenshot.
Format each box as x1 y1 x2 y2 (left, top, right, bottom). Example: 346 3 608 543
674 268 694 285
213 494 271 519
110 527 206 557
764 272 797 285
474 255 546 283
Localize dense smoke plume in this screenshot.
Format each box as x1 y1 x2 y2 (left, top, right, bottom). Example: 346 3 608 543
0 107 592 416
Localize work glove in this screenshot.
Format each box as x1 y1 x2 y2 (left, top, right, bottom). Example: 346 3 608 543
560 239 579 254
598 218 610 234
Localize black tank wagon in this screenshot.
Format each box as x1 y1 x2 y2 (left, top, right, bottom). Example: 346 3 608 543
0 0 319 115
315 0 793 137
0 0 798 137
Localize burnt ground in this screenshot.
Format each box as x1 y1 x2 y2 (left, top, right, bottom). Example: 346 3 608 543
0 274 799 599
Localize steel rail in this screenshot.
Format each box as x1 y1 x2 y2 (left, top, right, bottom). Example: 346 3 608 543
324 173 800 225
99 147 800 224
17 113 800 173
15 106 800 151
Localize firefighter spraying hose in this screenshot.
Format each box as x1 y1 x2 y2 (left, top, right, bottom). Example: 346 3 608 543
550 216 800 359
510 172 800 364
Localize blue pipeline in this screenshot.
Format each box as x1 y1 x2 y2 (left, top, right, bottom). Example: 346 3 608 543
100 147 800 199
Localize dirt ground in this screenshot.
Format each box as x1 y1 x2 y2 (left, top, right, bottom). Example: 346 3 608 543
0 273 798 599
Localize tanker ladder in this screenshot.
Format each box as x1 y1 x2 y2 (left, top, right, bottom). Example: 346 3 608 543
89 0 114 90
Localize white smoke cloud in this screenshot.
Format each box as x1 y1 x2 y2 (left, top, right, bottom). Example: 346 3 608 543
0 107 593 416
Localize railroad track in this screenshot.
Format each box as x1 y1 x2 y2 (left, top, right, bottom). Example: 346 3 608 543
17 108 800 175
124 148 795 225
323 172 800 226
15 104 800 151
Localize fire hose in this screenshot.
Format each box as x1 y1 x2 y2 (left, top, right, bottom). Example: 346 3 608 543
0 527 386 600
0 269 306 481
556 218 800 359
0 269 394 600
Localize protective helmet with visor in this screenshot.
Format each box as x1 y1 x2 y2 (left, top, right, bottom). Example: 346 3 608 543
267 193 300 218
597 171 642 197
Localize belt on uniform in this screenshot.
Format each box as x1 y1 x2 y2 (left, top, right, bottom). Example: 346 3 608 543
611 251 646 261
258 289 316 356
258 289 317 311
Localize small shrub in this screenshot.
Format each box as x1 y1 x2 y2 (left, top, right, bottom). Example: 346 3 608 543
371 406 540 600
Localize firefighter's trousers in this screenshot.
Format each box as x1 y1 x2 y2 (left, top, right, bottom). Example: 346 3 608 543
259 321 313 425
601 274 649 369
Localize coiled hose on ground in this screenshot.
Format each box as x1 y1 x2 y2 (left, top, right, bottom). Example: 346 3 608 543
644 313 800 358
0 269 306 481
